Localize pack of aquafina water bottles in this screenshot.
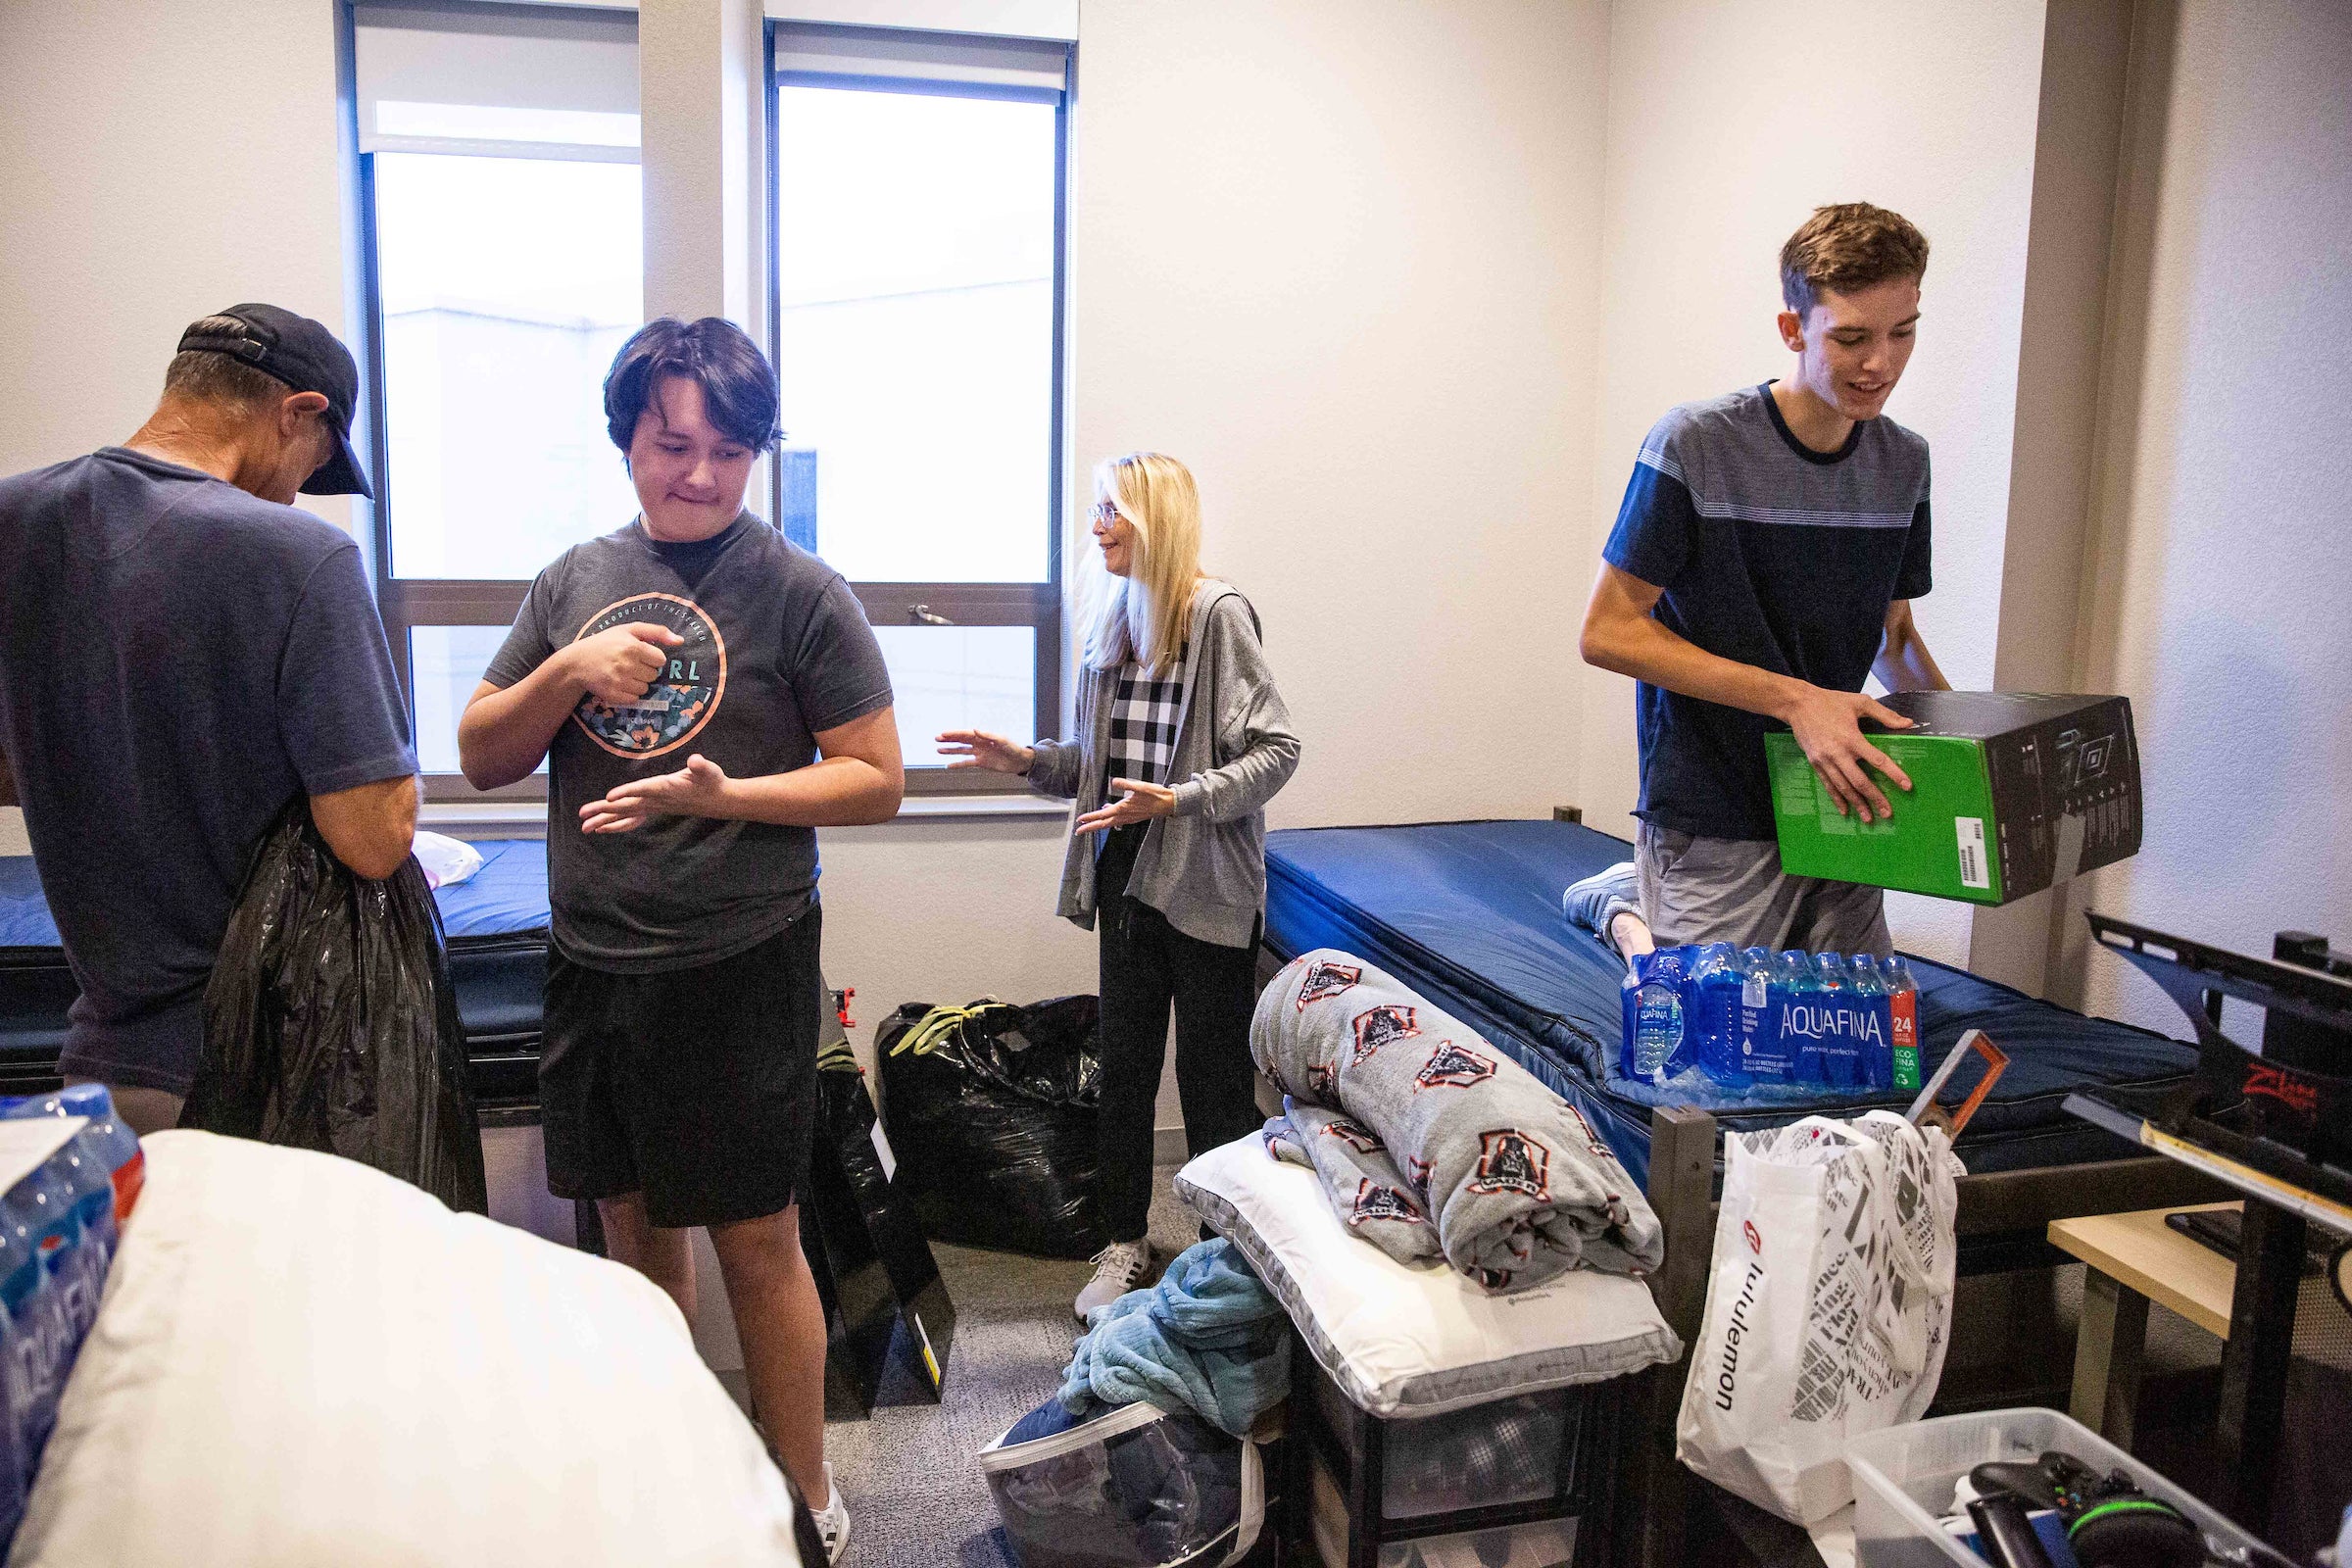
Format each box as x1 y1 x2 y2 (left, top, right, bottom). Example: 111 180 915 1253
0 1086 144 1550
1619 944 1923 1093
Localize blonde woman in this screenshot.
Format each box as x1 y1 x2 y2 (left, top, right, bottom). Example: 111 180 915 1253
940 452 1300 1318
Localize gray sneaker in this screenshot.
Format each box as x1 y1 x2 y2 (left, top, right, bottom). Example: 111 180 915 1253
1562 861 1642 951
1074 1240 1154 1322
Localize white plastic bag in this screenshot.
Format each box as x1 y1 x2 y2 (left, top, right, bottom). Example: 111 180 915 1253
1674 1110 1960 1524
410 831 483 891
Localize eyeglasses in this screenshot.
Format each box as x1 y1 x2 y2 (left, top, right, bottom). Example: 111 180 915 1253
1091 500 1121 526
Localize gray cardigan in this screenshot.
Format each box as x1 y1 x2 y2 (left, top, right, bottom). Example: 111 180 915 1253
1026 582 1300 948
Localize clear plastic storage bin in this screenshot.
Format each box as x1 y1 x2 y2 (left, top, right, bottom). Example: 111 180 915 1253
1846 1406 2272 1568
1310 1451 1577 1567
1304 1354 1575 1520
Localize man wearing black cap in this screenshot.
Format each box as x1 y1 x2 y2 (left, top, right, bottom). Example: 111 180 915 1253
0 305 419 1133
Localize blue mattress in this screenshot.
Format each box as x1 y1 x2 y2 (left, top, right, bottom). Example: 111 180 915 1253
0 841 553 1065
1263 819 2199 1186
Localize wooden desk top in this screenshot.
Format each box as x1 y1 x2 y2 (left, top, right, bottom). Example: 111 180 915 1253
2048 1202 2240 1339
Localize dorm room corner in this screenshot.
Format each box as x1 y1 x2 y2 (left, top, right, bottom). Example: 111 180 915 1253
1 0 2349 1564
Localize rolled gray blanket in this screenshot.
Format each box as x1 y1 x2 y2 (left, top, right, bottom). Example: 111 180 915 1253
1262 1101 1444 1268
1254 950 1665 1289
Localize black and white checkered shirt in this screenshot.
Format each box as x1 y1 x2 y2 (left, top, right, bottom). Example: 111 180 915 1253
1105 660 1187 788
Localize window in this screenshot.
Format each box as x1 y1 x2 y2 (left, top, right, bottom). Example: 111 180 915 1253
354 2 642 799
769 24 1071 789
348 8 1071 801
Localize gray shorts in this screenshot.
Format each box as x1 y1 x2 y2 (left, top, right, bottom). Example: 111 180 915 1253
1634 821 1891 957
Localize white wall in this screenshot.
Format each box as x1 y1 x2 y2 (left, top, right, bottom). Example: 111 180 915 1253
1579 0 2051 965
2057 0 2352 1029
1069 0 1612 831
0 1 351 513
0 0 356 860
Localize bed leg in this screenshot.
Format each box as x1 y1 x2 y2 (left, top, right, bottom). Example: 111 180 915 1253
1626 1104 1714 1568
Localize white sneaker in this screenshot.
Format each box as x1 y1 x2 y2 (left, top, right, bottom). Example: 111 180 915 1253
1074 1239 1154 1322
812 1461 851 1564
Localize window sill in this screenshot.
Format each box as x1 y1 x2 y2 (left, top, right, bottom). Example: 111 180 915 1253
417 792 1068 838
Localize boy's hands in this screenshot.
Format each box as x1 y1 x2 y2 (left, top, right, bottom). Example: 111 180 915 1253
1781 686 1913 822
580 754 731 834
565 622 684 706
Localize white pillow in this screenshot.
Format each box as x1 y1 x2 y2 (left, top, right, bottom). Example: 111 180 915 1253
1177 1134 1681 1419
14 1131 801 1568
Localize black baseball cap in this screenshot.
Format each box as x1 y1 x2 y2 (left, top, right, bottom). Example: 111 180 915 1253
176 304 373 499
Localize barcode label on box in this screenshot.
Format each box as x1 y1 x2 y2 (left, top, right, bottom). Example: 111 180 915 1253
1956 816 1989 890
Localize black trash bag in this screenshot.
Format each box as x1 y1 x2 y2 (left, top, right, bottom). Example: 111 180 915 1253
878 996 1107 1259
183 800 488 1213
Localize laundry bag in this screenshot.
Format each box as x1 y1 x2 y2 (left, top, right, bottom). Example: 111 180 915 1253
981 1399 1263 1568
1674 1110 1960 1525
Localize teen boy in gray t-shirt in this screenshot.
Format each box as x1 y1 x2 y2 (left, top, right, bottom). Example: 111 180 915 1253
1576 204 1952 958
460 317 898 1563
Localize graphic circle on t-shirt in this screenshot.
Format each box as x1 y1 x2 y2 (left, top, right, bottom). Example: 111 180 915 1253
569 592 728 759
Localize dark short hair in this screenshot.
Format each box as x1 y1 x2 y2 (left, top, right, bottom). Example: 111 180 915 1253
1779 204 1930 316
602 316 783 454
162 318 293 413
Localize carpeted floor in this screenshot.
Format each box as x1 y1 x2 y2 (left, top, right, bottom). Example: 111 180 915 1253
819 1168 1206 1568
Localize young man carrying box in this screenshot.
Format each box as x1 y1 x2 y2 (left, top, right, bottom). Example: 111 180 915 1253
1572 203 1950 961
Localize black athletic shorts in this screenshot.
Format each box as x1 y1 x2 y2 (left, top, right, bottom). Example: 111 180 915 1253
539 906 822 1230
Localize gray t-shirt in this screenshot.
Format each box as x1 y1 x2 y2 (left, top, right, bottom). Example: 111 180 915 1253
485 514 893 973
0 448 416 1091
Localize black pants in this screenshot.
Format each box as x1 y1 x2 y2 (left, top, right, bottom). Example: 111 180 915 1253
1094 826 1262 1243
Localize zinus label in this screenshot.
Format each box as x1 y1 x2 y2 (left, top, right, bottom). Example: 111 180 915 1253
1955 816 1990 890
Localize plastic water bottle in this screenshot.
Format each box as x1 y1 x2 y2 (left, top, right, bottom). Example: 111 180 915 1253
0 1232 24 1548
1689 944 1740 1076
1631 949 1689 1082
0 1203 68 1460
1849 956 1892 1090
4 1159 89 1345
1775 952 1824 1084
55 1087 142 1227
3 1095 123 1271
1883 956 1923 1092
1812 954 1864 1088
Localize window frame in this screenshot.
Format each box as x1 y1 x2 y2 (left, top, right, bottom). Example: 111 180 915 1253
763 23 1070 796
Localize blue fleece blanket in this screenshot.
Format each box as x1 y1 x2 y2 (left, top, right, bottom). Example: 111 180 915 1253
1057 1240 1291 1437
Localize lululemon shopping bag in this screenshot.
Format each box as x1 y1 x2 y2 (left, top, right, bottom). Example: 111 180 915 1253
1673 1110 1959 1524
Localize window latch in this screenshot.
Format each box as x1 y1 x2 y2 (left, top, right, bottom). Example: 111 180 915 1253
908 604 955 626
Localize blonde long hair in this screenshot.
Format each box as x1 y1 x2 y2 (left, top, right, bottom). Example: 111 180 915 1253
1085 451 1204 674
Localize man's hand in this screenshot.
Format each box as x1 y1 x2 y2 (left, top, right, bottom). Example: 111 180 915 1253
580 754 731 834
565 622 684 707
936 728 1035 775
1782 686 1914 822
1075 777 1177 834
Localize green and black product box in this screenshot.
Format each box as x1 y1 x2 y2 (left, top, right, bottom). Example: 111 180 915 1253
1765 691 2142 906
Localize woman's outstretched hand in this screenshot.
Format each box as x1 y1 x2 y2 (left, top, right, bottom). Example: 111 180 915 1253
1075 778 1176 834
936 729 1035 775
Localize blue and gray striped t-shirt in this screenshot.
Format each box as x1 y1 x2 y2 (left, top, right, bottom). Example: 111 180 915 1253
1603 381 1932 842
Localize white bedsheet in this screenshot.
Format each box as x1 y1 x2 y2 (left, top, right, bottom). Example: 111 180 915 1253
12 1130 800 1567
